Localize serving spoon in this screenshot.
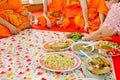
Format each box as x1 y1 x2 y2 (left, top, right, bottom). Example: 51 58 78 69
80 50 93 61
82 42 95 48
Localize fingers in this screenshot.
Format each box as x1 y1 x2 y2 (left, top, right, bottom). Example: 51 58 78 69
109 27 117 35
84 28 88 32
46 20 52 28
81 33 88 36
28 12 34 24
81 36 90 41
56 20 62 25
47 23 52 28
12 30 19 35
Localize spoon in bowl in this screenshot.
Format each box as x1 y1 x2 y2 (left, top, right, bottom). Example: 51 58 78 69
80 50 93 61
82 42 95 49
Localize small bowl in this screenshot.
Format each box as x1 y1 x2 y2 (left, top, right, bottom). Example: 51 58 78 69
71 41 94 56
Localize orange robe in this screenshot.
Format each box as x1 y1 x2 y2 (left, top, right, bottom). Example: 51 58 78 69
0 0 30 37
38 0 70 28
74 0 108 32
66 0 79 8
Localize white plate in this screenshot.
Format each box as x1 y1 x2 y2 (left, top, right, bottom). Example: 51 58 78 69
95 41 120 56
43 39 73 51
39 52 81 72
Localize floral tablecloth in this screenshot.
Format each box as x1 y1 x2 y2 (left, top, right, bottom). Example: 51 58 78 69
0 29 116 80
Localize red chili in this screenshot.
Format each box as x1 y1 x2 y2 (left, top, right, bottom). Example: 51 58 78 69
106 49 120 55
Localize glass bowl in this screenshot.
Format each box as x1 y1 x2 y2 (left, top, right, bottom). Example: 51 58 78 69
71 41 94 57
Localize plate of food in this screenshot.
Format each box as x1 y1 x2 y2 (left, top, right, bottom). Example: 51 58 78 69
66 32 84 41
43 39 73 51
39 52 81 72
95 40 120 56
84 55 111 79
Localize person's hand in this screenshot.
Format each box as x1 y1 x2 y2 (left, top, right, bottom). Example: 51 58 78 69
56 19 62 25
84 23 89 32
8 25 19 35
46 19 52 28
81 33 89 41
27 12 34 24
101 26 117 36
81 36 89 41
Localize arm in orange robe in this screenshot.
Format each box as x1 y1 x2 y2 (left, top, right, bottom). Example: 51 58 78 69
74 0 108 33
38 0 70 28
0 0 32 38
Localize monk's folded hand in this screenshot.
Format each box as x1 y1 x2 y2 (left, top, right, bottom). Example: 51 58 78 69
46 19 52 28
27 12 34 24
8 25 19 35
56 20 62 25
56 16 64 25
21 11 34 24
84 23 89 32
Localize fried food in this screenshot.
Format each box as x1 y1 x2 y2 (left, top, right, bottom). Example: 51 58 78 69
86 55 111 75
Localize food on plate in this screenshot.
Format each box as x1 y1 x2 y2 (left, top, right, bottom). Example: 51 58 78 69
95 40 120 56
66 32 83 41
86 55 111 75
106 49 120 56
95 40 119 50
44 39 73 51
73 44 92 53
41 53 75 70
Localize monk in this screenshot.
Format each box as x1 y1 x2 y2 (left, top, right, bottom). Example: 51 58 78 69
74 0 108 32
81 2 120 41
0 0 34 38
37 0 70 28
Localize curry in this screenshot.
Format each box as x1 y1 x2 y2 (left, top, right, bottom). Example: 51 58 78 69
73 44 92 53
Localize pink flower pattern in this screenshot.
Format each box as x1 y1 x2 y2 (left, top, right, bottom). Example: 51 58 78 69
0 29 116 80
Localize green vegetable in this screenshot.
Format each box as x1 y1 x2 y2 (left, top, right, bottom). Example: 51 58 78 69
52 48 60 50
66 32 84 41
63 45 69 48
59 54 64 57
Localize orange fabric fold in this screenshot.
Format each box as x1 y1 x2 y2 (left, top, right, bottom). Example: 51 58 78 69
0 0 30 37
38 0 70 28
38 15 70 28
48 0 67 16
66 0 80 8
74 0 108 32
100 36 112 41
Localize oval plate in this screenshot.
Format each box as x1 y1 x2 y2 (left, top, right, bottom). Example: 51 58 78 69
95 41 120 56
43 39 73 51
39 52 81 72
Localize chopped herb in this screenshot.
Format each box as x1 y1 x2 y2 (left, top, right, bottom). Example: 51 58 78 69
59 54 64 57
52 48 60 50
63 45 69 48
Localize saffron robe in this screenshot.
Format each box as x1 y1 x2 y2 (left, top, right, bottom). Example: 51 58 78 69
38 0 70 28
0 0 30 37
74 0 108 32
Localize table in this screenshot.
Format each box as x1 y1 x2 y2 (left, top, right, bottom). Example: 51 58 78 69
0 29 116 80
